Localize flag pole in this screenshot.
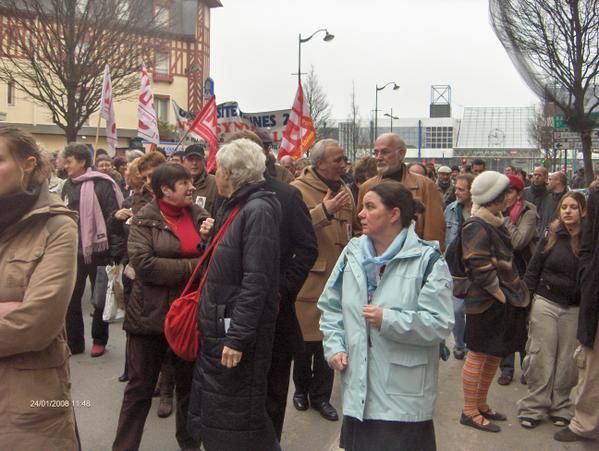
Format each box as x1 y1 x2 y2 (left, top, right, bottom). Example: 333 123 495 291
93 113 102 162
173 127 192 153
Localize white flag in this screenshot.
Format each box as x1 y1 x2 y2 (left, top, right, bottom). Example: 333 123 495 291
137 64 160 144
100 64 117 152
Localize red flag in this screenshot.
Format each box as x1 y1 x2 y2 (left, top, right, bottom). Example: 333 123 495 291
277 82 316 161
100 64 117 152
137 64 160 144
187 96 218 172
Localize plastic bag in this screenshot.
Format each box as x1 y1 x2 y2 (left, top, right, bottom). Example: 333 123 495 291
103 264 125 322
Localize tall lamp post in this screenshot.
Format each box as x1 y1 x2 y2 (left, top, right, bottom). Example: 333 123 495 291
298 28 334 85
384 108 399 132
375 82 399 140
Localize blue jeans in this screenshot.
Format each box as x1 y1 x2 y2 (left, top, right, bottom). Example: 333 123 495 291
453 297 466 349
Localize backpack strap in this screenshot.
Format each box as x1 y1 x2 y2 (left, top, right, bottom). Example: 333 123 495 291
421 247 441 288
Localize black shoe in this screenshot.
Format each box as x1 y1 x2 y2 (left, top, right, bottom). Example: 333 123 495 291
453 347 466 360
460 412 501 433
312 401 339 421
480 409 507 421
292 394 309 411
554 427 593 442
497 371 513 385
118 373 129 382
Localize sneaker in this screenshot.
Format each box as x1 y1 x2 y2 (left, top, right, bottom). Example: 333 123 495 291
550 416 570 427
90 344 105 357
453 347 466 360
520 417 540 429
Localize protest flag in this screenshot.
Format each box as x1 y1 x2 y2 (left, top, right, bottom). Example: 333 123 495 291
96 64 117 154
187 95 218 172
277 81 316 160
137 64 160 144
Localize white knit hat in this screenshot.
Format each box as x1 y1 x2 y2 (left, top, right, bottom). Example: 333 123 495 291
471 171 510 205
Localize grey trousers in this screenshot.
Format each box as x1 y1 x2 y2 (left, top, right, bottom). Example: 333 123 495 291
569 324 599 439
517 295 579 421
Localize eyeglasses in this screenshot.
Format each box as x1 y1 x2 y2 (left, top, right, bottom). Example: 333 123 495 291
373 149 397 157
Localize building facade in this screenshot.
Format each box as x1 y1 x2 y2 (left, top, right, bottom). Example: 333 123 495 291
0 0 222 152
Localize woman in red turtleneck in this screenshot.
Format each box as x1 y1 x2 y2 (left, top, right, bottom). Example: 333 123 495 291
113 163 213 451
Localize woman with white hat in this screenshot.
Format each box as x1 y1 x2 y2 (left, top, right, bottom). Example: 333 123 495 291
459 171 530 433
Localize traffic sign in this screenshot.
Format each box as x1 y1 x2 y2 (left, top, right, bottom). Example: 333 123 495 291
553 113 599 129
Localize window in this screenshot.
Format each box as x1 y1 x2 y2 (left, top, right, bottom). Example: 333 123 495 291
155 6 169 27
155 97 169 123
6 81 15 106
117 1 130 20
155 52 169 75
77 0 88 14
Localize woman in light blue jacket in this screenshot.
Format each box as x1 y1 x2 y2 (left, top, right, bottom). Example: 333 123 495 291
318 181 454 451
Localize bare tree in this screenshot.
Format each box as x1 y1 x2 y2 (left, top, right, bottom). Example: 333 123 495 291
346 81 360 161
304 65 331 137
491 0 599 184
0 0 167 142
530 102 558 170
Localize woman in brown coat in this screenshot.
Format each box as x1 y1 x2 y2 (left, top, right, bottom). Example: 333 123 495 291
113 163 211 451
0 127 79 450
459 171 530 433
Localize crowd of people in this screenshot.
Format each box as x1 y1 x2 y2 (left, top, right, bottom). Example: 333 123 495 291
1 124 599 450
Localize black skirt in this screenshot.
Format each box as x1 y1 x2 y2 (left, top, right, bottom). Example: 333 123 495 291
465 299 528 357
340 416 436 451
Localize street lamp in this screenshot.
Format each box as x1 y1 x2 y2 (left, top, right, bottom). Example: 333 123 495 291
384 108 399 132
298 29 334 84
375 82 399 140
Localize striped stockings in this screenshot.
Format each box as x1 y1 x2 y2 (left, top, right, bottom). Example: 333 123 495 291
462 351 501 418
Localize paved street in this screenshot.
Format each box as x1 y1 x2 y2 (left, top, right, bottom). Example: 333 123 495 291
71 299 595 451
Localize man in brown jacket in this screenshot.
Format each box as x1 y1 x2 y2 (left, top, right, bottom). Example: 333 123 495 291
181 144 221 216
357 133 446 248
291 139 354 422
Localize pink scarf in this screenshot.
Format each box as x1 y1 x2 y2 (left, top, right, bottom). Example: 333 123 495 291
509 200 522 224
72 168 124 263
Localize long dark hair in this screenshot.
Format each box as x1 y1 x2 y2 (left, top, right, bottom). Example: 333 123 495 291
368 180 425 228
543 191 586 256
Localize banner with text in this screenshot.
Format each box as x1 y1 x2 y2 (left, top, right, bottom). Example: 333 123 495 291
216 101 291 149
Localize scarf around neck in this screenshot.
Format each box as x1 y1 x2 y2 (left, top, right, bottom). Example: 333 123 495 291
0 184 41 235
72 168 124 263
361 227 408 296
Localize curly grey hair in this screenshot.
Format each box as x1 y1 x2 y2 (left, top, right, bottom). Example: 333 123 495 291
216 138 265 190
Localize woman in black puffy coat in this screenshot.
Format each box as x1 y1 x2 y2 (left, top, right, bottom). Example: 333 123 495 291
188 139 282 451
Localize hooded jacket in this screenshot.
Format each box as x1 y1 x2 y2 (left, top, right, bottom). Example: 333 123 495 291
318 225 454 422
0 186 79 450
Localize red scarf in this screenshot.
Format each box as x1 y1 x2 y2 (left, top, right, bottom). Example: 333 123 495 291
158 200 201 257
509 200 522 224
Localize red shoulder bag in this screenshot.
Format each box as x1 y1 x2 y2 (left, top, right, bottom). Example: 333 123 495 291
165 204 241 361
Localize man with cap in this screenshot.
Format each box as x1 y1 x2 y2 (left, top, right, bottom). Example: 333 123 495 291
357 133 445 247
254 129 295 184
437 165 456 208
182 143 220 217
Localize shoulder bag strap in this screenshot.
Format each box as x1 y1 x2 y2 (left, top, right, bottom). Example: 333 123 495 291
179 204 242 296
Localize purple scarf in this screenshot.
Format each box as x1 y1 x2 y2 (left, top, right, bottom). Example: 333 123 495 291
72 168 124 263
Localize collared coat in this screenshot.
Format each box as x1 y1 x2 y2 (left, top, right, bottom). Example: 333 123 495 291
192 170 220 217
124 199 209 335
0 186 79 450
318 226 454 422
291 167 355 341
577 187 599 348
357 166 446 248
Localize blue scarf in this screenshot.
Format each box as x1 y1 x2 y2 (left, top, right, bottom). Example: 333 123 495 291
361 228 408 296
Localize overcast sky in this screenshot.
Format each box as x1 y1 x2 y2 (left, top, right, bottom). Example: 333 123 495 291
210 0 540 121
